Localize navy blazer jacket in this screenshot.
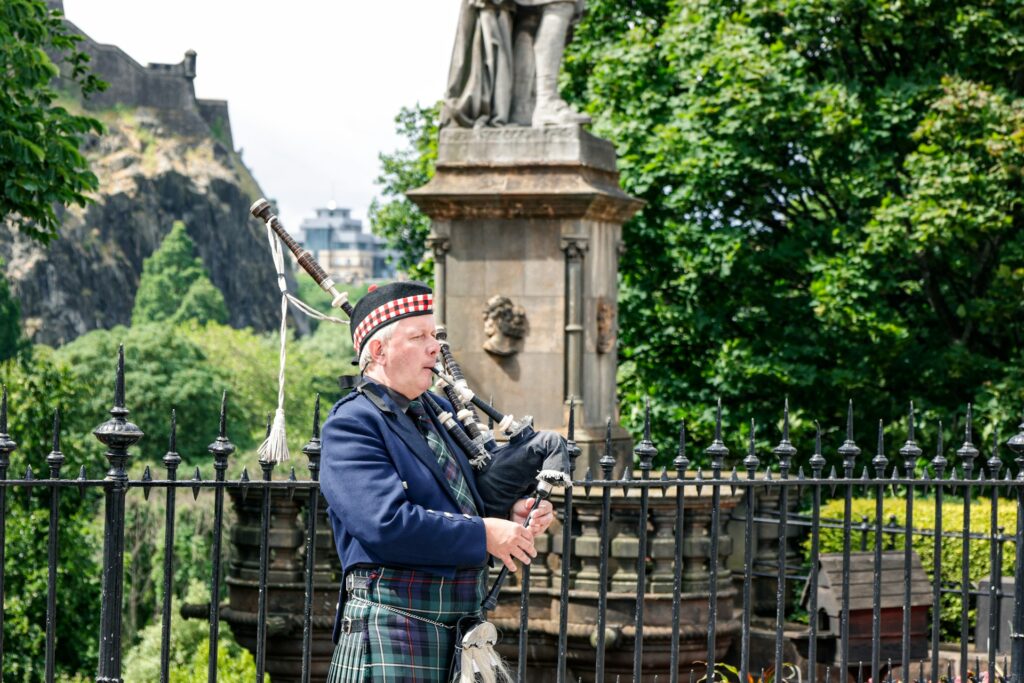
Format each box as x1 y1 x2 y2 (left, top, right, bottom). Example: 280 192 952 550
320 380 489 581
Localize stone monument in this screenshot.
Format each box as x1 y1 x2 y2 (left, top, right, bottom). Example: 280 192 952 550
409 0 642 471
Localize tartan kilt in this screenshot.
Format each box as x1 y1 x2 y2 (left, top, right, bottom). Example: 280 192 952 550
327 566 486 683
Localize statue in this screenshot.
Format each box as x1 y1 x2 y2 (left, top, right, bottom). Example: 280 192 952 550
441 0 590 128
482 295 528 357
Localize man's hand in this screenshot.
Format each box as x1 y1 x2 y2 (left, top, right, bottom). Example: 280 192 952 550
511 497 554 536
483 517 536 572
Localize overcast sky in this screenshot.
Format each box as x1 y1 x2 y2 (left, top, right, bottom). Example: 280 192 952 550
63 0 456 232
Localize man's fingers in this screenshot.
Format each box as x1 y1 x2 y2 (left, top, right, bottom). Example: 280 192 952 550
511 548 531 565
502 555 517 572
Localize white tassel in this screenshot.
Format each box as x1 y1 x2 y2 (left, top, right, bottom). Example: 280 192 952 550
258 407 290 463
458 621 512 683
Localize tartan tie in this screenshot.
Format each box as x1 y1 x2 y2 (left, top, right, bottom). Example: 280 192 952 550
407 399 478 516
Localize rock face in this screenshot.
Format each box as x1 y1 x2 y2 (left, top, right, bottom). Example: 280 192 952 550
1 10 284 346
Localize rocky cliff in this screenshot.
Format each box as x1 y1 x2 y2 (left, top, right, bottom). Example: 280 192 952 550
1 107 283 346
1 11 287 346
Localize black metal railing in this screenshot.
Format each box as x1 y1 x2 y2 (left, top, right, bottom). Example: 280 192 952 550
1 346 1023 683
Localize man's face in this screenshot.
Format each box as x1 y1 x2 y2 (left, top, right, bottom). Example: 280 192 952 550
373 315 439 399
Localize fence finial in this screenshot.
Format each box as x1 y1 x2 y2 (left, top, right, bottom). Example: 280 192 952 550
47 408 64 477
600 417 615 479
208 392 235 471
987 436 1001 479
899 402 922 478
957 403 979 478
744 418 759 476
838 400 860 475
773 399 796 475
932 420 947 476
302 394 324 476
0 385 15 470
674 421 689 476
114 344 125 409
568 396 577 442
1008 413 1024 480
704 398 729 469
164 410 181 471
810 421 825 476
872 419 888 477
634 397 656 474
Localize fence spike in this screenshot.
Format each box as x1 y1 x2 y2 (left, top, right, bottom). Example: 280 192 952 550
240 467 251 502
191 466 202 500
808 421 825 479
957 403 979 478
77 464 87 495
744 418 759 478
46 407 65 478
583 467 593 497
705 398 729 472
729 466 739 495
1008 410 1024 480
0 384 15 473
287 466 298 501
114 344 125 409
164 410 182 472
25 464 34 480
872 419 888 477
694 468 704 496
600 417 616 480
838 399 861 476
932 420 947 477
674 421 689 479
765 467 773 481
797 465 806 481
899 402 921 478
635 396 657 475
142 465 153 500
859 466 870 481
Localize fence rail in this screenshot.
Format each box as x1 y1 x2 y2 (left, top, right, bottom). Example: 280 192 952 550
1 346 1023 683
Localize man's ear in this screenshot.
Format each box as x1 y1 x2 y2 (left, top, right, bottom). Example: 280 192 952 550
369 338 387 366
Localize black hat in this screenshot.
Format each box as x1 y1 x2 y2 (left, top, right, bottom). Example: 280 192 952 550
351 281 433 357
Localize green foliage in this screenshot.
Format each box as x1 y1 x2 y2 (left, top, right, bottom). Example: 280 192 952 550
0 0 106 244
53 323 241 464
0 350 103 681
122 581 262 683
132 221 228 326
368 103 440 283
179 322 354 465
811 494 1018 641
0 258 24 362
555 0 1024 466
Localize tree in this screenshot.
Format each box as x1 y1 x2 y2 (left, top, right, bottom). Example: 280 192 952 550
1 0 106 244
368 103 440 282
0 259 23 361
558 0 1024 464
132 221 229 326
0 350 103 681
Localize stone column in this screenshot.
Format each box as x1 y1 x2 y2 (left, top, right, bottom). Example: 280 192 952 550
408 127 643 470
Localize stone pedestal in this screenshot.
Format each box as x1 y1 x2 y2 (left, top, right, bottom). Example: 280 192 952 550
408 126 643 471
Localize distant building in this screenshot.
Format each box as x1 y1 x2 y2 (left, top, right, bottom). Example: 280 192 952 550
298 203 396 282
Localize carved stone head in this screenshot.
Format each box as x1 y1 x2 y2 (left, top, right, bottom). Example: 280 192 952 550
482 295 528 357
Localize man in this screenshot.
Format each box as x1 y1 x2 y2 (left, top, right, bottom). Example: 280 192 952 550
321 281 557 683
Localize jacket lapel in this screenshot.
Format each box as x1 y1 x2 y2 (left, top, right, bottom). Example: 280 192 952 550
358 381 464 510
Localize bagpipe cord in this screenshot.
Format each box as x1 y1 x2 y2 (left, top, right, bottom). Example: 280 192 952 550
258 222 349 463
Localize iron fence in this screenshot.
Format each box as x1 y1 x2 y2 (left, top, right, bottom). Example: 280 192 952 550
1 346 1023 683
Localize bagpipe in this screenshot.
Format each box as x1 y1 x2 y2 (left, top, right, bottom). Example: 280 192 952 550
249 198 572 619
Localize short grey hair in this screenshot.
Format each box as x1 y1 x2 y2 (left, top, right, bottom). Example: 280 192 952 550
358 322 396 373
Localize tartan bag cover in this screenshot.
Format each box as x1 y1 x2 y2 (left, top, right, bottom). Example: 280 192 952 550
327 566 486 683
